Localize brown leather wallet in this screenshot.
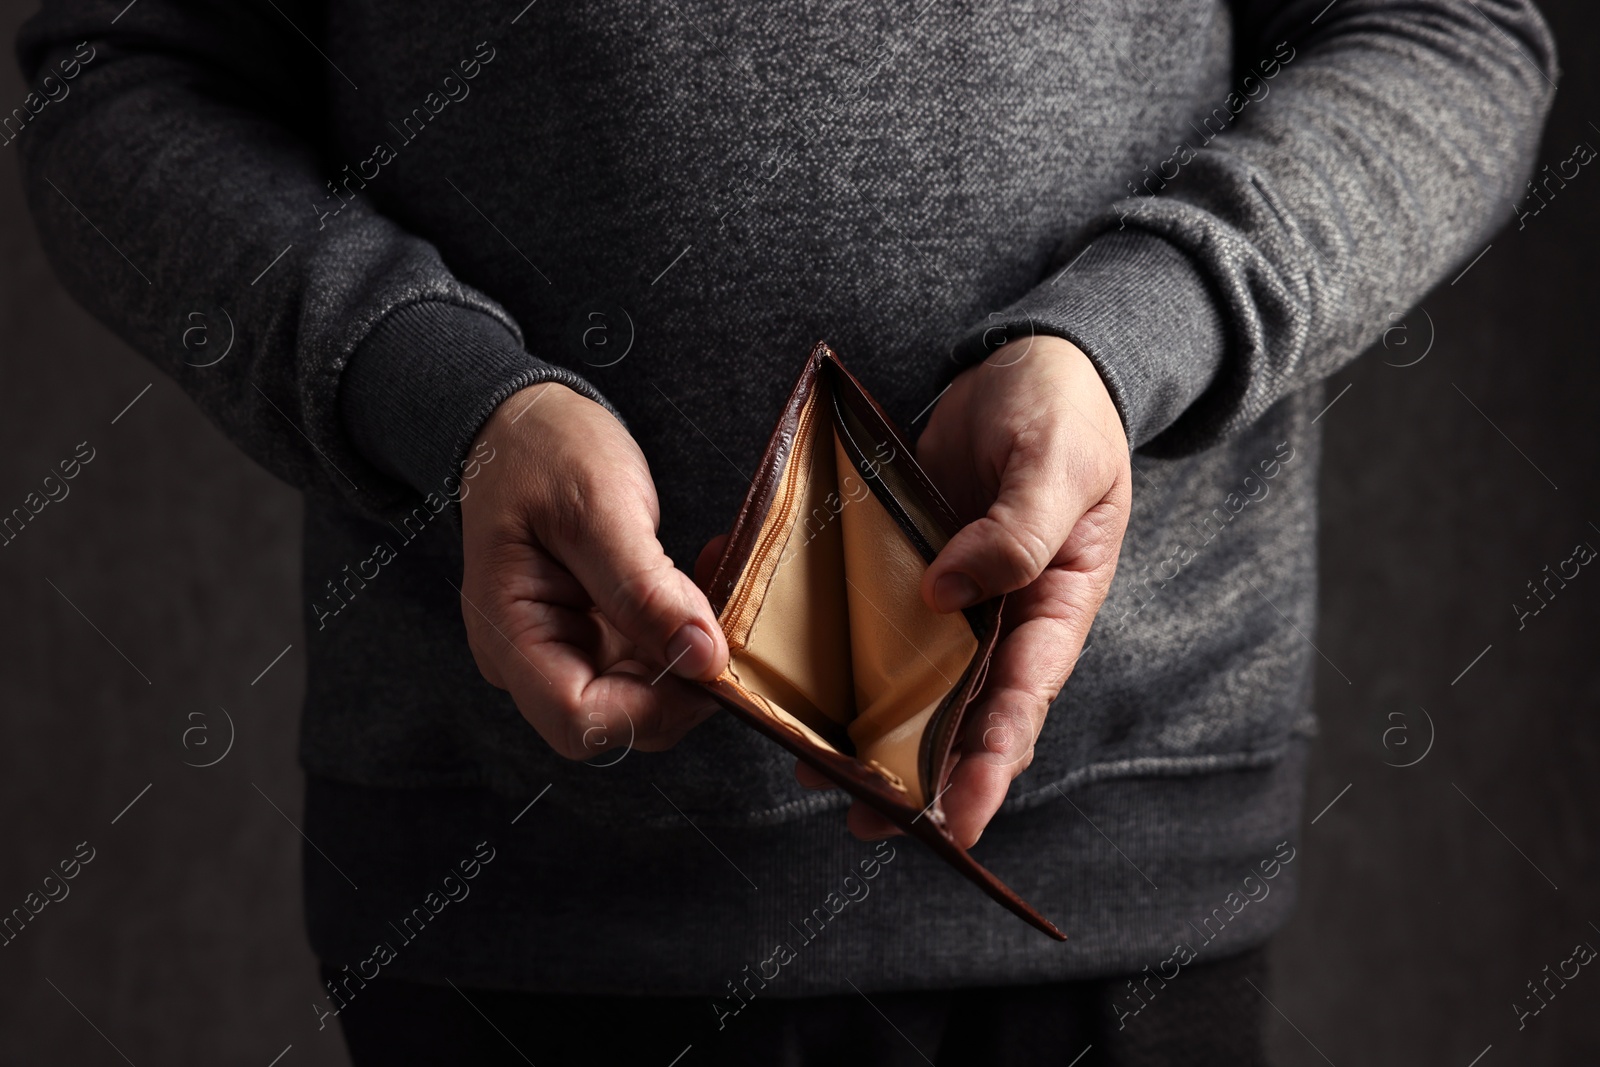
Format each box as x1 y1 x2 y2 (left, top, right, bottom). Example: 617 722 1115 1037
700 341 1066 941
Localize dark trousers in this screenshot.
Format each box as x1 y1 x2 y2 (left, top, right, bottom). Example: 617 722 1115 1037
324 947 1269 1067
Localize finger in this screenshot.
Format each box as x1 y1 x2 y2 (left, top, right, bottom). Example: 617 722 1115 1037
463 558 718 760
494 619 720 759
467 599 599 691
461 543 588 690
922 446 1103 613
938 573 1100 847
547 492 730 683
694 533 731 590
600 664 723 753
467 627 507 690
572 661 698 758
938 733 1028 849
465 565 609 669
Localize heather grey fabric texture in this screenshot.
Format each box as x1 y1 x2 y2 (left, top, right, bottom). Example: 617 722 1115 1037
344 302 624 520
15 0 1554 992
302 740 1310 994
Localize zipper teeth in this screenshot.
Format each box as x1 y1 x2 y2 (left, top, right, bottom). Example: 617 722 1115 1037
722 394 820 642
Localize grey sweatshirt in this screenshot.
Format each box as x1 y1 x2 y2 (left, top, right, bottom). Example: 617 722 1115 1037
16 0 1553 999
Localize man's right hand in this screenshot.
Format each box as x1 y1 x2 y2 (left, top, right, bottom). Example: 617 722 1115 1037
458 382 729 759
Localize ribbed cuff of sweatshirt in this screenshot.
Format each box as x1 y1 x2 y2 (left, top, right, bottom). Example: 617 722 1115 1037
949 228 1228 451
340 301 619 511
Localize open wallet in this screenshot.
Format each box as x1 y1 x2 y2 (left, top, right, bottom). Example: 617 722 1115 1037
699 341 1067 941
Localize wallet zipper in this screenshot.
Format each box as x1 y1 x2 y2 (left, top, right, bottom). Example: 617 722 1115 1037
716 376 962 806
720 391 821 646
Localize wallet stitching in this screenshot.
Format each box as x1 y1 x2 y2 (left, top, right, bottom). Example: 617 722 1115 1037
698 343 1068 941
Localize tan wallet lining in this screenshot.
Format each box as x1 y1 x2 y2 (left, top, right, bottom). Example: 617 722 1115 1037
717 376 978 807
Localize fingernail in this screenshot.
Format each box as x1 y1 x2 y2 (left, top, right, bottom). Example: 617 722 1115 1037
933 572 981 613
666 622 715 680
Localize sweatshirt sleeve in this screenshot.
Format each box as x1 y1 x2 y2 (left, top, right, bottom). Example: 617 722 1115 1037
949 0 1557 455
13 0 614 518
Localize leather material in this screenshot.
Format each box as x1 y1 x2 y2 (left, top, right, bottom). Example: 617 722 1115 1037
732 404 854 736
701 342 1067 941
837 428 978 809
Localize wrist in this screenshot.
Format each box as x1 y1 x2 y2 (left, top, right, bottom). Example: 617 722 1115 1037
948 230 1224 452
991 335 1125 441
477 381 572 444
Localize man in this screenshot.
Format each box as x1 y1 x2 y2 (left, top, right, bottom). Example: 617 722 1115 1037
16 0 1554 1063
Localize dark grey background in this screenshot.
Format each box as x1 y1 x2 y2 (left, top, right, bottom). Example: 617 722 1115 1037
1 1 1595 1063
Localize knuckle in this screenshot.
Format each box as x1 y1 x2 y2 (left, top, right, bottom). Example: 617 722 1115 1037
540 473 592 546
512 685 587 760
462 613 504 663
540 456 660 540
551 703 594 761
1010 422 1050 461
1009 744 1037 777
978 704 1043 764
466 639 504 687
981 514 1054 585
607 563 683 638
575 708 620 758
1057 583 1109 644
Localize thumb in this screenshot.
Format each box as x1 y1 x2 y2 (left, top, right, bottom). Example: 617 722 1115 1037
921 451 1091 614
549 505 730 683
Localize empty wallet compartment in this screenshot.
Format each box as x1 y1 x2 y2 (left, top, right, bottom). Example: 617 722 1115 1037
702 342 1066 940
